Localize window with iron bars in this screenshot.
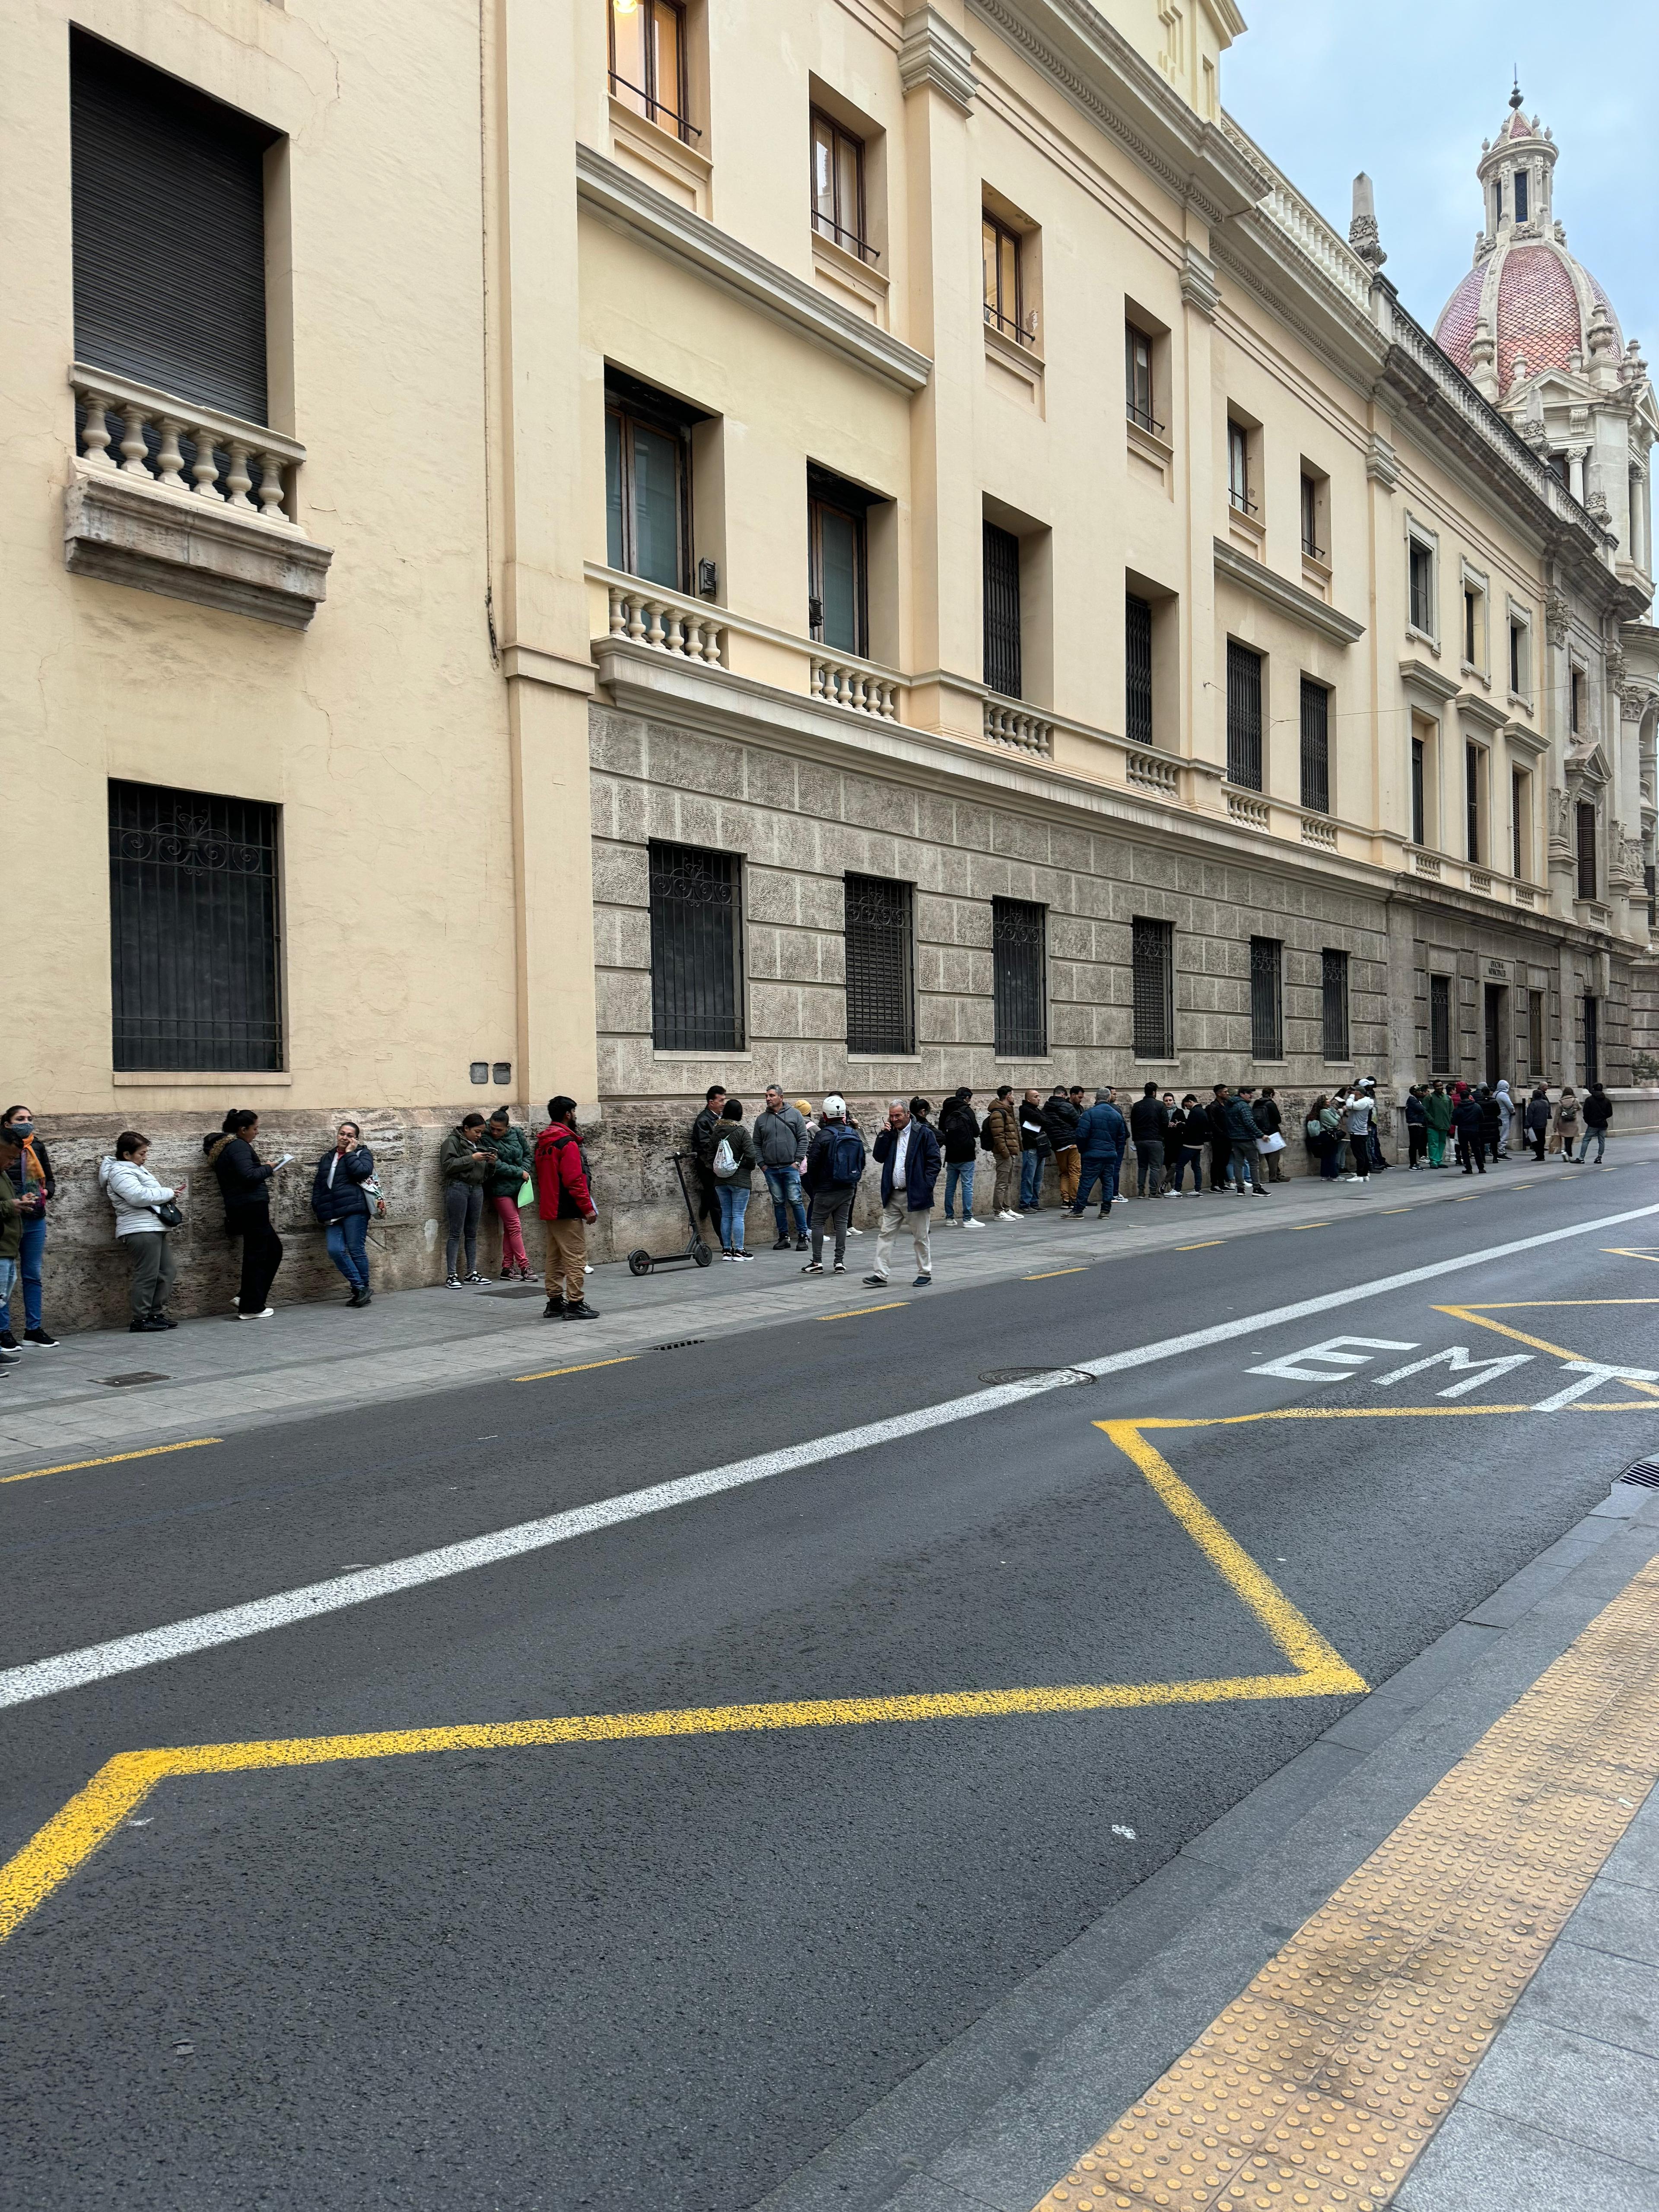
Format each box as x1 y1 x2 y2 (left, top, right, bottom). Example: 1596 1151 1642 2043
1125 593 1154 747
992 897 1047 1058
1321 947 1350 1062
844 874 915 1056
1249 937 1283 1062
648 841 744 1053
108 780 282 1071
1131 917 1174 1060
1299 677 1329 814
983 521 1022 698
1226 639 1263 791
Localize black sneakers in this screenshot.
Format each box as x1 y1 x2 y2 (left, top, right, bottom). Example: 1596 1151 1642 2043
22 1328 57 1348
542 1297 566 1320
563 1301 601 1320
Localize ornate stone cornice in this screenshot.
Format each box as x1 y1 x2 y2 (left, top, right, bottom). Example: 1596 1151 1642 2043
575 147 933 394
966 0 1265 228
898 6 979 111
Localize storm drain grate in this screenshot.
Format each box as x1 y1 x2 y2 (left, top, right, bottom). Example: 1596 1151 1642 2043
100 1371 169 1387
1617 1456 1659 1489
652 1340 706 1352
979 1365 1095 1386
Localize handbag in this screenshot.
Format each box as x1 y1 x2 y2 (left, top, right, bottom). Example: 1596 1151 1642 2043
151 1199 184 1228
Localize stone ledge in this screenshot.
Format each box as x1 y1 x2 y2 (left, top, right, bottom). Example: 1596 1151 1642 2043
64 469 333 630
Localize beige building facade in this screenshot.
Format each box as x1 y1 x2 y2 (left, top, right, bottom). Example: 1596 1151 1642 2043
5 0 1656 1325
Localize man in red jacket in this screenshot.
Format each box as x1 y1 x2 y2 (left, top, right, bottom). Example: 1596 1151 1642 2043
533 1095 600 1320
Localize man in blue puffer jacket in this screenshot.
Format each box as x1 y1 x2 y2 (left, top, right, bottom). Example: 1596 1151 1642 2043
1068 1090 1127 1217
864 1098 941 1288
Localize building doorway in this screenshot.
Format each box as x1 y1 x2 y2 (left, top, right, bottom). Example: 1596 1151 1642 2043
1483 982 1506 1088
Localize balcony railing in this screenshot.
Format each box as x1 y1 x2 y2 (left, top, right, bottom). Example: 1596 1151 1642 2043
605 580 727 664
983 701 1052 756
811 657 898 719
71 364 305 524
1125 750 1179 797
811 210 880 265
1126 399 1165 437
984 302 1038 351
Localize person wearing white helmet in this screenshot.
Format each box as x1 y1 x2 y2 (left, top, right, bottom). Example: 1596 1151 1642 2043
800 1094 866 1275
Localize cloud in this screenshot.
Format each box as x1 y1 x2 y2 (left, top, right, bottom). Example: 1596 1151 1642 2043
1223 0 1653 349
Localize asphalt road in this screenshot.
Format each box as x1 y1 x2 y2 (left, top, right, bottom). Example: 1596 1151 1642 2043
4 1168 1658 2209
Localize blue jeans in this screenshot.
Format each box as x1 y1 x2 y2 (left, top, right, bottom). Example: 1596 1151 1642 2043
763 1165 808 1239
717 1182 750 1250
1580 1128 1607 1162
1172 1145 1205 1191
0 1258 15 1316
1020 1150 1046 1208
326 1212 370 1292
943 1160 976 1220
7 1213 45 1330
1073 1154 1114 1211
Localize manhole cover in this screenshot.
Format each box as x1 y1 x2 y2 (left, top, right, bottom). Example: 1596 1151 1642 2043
100 1371 168 1387
1617 1457 1659 1488
979 1365 1094 1386
652 1340 705 1351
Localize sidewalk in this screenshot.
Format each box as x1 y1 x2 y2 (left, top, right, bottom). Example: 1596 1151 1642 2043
0 1143 1650 1479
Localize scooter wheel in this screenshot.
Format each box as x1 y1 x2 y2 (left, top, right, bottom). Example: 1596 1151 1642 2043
626 1248 652 1276
692 1239 714 1268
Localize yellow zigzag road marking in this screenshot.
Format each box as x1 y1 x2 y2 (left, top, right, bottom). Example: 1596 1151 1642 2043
0 1419 1367 1946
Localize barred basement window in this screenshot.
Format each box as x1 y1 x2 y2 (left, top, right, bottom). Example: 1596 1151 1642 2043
1226 640 1262 791
845 874 915 1055
1125 593 1154 747
648 841 744 1053
992 898 1047 1057
1131 916 1174 1059
1299 677 1329 814
1249 937 1283 1061
108 780 281 1071
1321 948 1350 1062
1430 974 1452 1075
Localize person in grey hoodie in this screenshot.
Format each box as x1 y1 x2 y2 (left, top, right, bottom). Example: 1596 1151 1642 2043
100 1131 188 1332
754 1084 810 1251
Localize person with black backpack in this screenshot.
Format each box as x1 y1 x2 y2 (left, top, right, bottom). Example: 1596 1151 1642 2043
938 1087 982 1228
801 1095 866 1274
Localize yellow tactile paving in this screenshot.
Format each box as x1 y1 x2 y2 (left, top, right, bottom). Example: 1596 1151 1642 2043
1031 1548 1659 2212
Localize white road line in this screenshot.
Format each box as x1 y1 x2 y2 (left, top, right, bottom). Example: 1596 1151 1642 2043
5 1198 1657 1712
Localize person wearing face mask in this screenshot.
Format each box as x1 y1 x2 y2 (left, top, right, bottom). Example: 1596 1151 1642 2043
0 1106 57 1349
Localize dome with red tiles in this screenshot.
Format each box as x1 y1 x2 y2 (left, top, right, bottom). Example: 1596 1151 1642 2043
1431 89 1624 400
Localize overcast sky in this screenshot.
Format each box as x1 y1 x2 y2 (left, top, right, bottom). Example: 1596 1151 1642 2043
1222 0 1656 356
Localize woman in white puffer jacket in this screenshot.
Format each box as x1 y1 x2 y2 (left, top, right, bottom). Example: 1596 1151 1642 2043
99 1131 188 1333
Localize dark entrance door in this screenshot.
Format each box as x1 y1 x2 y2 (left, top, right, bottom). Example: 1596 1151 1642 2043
1483 983 1505 1088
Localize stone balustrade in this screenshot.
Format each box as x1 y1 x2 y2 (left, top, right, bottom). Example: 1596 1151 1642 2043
1226 789 1270 831
606 583 727 664
71 364 304 523
1514 883 1537 906
811 658 899 719
1468 868 1494 896
1125 750 1179 797
1300 814 1337 850
1412 850 1442 879
983 701 1053 756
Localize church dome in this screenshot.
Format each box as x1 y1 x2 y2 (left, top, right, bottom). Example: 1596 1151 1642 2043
1432 89 1623 397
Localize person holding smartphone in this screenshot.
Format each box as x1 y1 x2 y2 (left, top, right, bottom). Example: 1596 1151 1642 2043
203 1108 289 1318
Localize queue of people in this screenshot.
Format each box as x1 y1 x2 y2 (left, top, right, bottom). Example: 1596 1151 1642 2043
2 1059 1624 1364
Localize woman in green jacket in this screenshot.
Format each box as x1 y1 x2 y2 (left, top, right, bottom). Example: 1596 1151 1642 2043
482 1108 534 1279
1424 1081 1453 1168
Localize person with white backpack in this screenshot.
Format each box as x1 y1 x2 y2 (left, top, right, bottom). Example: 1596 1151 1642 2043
99 1131 188 1332
710 1097 758 1260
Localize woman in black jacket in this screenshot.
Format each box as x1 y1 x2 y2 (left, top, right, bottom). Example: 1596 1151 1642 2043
204 1109 289 1317
1451 1089 1486 1176
938 1087 982 1227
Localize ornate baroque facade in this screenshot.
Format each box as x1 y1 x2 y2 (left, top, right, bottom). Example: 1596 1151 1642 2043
5 1 1656 1320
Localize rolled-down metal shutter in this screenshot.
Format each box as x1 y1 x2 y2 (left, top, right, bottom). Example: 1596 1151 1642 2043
70 29 273 423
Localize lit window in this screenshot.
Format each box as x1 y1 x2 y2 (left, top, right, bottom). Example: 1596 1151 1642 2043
982 212 1031 346
608 0 695 143
810 110 874 263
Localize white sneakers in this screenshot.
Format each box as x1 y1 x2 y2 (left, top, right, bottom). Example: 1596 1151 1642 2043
236 1306 275 1320
997 1208 1023 1221
963 1216 983 1229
